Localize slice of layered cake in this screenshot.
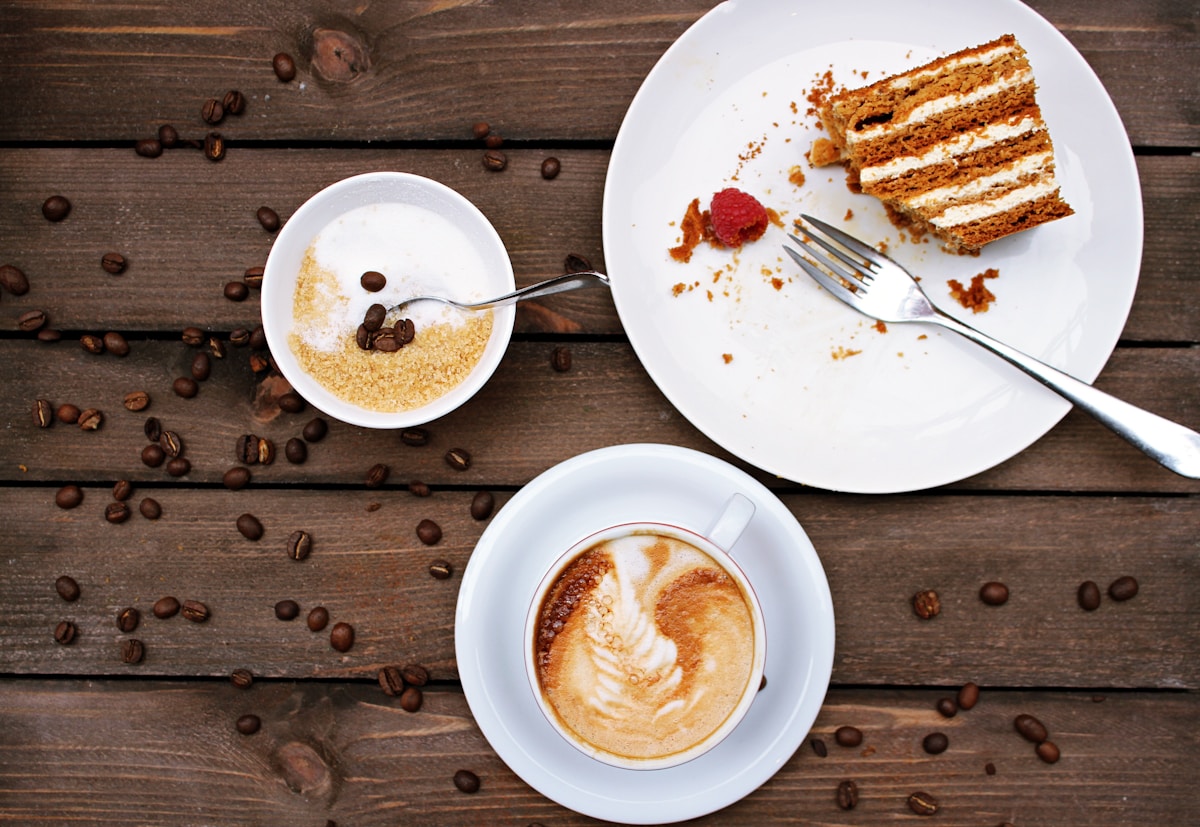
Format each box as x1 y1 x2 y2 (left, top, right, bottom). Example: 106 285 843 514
810 34 1073 252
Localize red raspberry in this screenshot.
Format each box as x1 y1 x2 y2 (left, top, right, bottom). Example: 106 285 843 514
709 188 769 247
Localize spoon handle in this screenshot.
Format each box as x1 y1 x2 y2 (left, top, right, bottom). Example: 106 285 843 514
462 270 610 309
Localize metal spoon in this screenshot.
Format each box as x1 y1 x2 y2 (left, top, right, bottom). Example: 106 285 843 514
385 270 610 315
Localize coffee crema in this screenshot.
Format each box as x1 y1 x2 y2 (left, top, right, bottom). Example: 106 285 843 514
533 531 756 763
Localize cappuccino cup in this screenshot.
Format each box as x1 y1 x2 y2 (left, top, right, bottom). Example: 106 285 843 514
524 494 765 770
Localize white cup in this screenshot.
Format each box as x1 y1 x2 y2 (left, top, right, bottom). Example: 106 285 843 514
524 494 765 770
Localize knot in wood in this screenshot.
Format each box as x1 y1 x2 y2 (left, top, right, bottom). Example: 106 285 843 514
311 28 370 82
274 741 333 797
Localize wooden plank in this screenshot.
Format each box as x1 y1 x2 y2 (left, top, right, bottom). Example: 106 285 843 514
2 339 1199 493
0 1 1195 146
0 679 1195 825
4 488 1196 687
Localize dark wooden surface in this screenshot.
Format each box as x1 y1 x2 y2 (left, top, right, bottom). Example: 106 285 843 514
1 1 1197 825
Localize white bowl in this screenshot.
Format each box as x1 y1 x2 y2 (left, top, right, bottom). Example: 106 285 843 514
262 172 515 428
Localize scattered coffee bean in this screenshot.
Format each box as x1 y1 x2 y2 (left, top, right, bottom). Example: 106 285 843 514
834 726 862 747
182 326 205 346
247 324 268 349
223 89 246 116
57 404 81 424
1014 713 1048 744
330 622 354 652
285 438 307 464
481 149 507 171
225 669 253 691
223 281 249 302
165 457 191 477
550 345 572 372
257 437 276 465
936 697 958 718
273 52 297 81
256 206 280 232
141 444 166 468
378 666 404 696
237 434 260 464
985 761 997 775
33 398 54 428
242 268 265 292
416 519 442 545
980 581 1009 605
105 501 132 524
399 686 423 712
471 121 490 139
80 333 105 354
1036 740 1061 763
42 195 71 222
307 606 329 632
203 131 225 162
100 252 127 274
55 575 81 602
401 664 429 687
907 791 939 816
564 253 592 273
286 530 312 561
123 390 150 412
484 133 503 148
372 328 400 352
116 607 140 633
409 481 431 497
957 682 980 711
157 124 179 147
223 466 251 490
365 463 390 488
181 600 209 623
229 328 251 347
540 157 561 180
1108 575 1139 601
362 303 386 332
112 480 133 502
54 620 77 644
153 596 180 619
922 732 949 754
395 318 415 345
836 779 858 810
444 448 471 471
135 138 163 158
18 309 48 332
912 589 941 619
121 639 145 664
191 352 212 381
361 270 387 292
159 431 183 458
810 737 828 757
77 408 103 431
236 513 264 541
139 497 162 520
1078 580 1102 611
275 599 300 621
301 417 329 443
470 490 495 520
143 417 162 442
278 391 305 413
0 264 30 295
453 769 480 794
400 428 429 447
102 332 129 355
429 560 452 580
201 97 225 125
36 328 62 343
55 484 84 509
236 714 261 735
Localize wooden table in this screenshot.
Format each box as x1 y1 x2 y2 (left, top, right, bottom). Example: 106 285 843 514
2 1 1197 824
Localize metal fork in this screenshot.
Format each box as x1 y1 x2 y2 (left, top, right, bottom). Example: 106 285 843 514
784 214 1200 478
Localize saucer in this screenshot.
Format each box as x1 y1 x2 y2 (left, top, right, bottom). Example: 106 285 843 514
455 444 835 824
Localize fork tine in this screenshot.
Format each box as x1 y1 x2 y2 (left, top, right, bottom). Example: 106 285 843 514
791 224 875 283
799 214 887 271
783 245 864 303
785 233 865 286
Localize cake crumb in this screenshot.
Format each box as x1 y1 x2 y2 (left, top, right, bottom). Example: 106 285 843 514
788 165 807 187
722 353 733 364
832 345 862 360
873 320 887 334
669 198 708 263
948 268 1000 313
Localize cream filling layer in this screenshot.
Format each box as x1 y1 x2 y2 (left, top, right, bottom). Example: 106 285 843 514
858 117 1041 185
905 151 1053 215
881 43 1017 95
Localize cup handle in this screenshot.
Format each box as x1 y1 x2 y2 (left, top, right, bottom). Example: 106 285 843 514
704 493 756 553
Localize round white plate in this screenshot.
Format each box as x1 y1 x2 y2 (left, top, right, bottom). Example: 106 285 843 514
602 0 1142 493
455 444 834 824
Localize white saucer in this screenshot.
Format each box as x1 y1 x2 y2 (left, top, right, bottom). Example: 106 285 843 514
455 444 835 824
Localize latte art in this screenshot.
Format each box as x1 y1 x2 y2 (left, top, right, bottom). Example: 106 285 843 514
533 531 756 762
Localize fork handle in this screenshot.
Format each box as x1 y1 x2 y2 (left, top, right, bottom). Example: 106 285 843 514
931 311 1200 479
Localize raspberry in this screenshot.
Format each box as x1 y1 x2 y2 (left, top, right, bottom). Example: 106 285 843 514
709 188 769 248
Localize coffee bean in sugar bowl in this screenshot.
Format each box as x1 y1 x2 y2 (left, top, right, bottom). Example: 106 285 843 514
261 172 515 429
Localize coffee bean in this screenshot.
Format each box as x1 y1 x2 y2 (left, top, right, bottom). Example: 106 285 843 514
400 428 429 447
540 157 561 180
470 490 494 520
257 437 276 465
471 121 490 139
99 252 127 274
181 326 205 346
112 480 133 502
120 639 145 664
165 457 191 477
330 622 354 652
42 195 71 222
249 352 271 373
256 206 280 232
77 408 103 431
836 779 858 810
416 519 442 545
485 133 503 148
361 271 387 292
1036 740 1061 763
275 599 300 621
229 328 251 347
1078 580 1102 611
56 404 80 424
363 303 386 332
907 791 939 816
409 481 431 497
223 89 246 116
395 318 415 345
811 738 828 757
36 328 62 343
980 581 1009 605
236 714 261 735
159 431 183 458
222 466 251 491
80 333 105 354
135 138 163 158
1014 713 1048 743
834 726 862 747
429 560 453 580
201 97 225 125
190 352 211 382
287 530 312 561
153 596 180 619
237 434 259 464
372 328 400 352
453 769 480 794
102 332 129 356
139 498 162 520
1108 575 1139 601
55 484 84 509
157 124 178 147
399 686 423 712
550 345 572 372
230 668 254 689
444 448 471 471
143 417 162 442
223 281 249 302
272 52 297 81
141 444 166 468
116 607 140 633
54 620 77 644
18 309 48 332
936 697 958 718
378 666 405 696
307 606 329 632
203 132 225 162
957 682 980 711
912 589 941 619
55 575 81 602
32 399 53 428
564 253 592 273
105 502 131 524
237 513 264 541
922 732 949 754
181 600 209 623
401 664 429 687
481 149 507 171
985 761 997 775
0 264 30 295
123 390 150 412
278 392 305 413
365 463 390 488
285 438 307 464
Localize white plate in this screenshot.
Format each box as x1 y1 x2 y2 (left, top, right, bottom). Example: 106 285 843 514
602 0 1142 493
455 444 834 824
